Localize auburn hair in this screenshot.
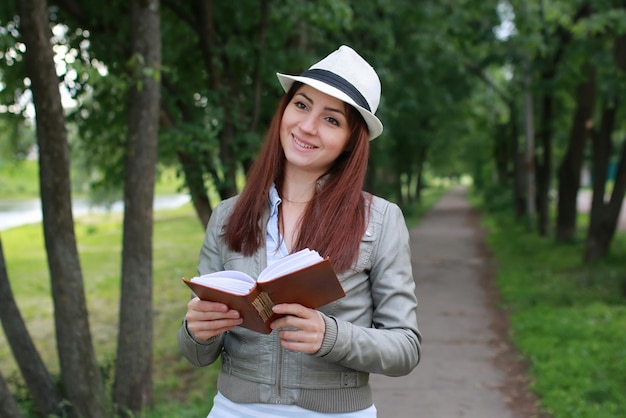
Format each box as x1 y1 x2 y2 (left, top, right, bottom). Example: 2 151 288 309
224 82 371 273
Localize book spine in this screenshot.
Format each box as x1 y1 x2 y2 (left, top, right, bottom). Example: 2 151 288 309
251 291 275 322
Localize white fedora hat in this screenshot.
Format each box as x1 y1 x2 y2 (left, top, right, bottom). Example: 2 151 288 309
276 45 383 140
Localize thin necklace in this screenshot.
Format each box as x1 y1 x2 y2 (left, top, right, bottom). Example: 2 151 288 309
282 197 311 204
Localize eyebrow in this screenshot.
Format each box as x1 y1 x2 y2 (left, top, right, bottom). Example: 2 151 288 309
297 92 346 116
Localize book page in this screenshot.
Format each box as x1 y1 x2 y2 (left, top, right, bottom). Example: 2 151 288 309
189 270 256 295
258 248 324 282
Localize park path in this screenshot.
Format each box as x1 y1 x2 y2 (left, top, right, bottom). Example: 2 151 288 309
370 187 540 418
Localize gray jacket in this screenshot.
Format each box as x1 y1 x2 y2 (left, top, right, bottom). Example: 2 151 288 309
178 194 421 413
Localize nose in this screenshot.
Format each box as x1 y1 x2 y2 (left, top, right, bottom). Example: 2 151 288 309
299 113 318 135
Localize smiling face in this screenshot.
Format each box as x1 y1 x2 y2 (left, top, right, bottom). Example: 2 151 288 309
279 84 352 177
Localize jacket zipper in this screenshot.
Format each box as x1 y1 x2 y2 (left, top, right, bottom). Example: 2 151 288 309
275 338 284 403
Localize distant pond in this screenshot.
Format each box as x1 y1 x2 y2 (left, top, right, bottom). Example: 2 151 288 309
0 194 191 231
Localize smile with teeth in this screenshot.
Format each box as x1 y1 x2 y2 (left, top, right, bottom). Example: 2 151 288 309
293 135 316 149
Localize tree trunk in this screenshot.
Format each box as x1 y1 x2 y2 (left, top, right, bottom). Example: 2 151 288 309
584 35 626 261
509 103 525 218
584 32 626 261
0 371 21 418
250 0 270 132
524 86 537 229
113 0 161 414
0 237 63 417
18 1 106 417
514 149 526 218
536 93 554 236
414 145 427 204
160 77 214 227
493 123 511 186
216 121 239 199
556 67 595 242
193 0 240 200
178 151 213 227
533 1 585 237
584 103 621 262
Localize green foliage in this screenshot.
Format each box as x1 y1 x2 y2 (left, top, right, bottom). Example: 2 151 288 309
514 305 626 418
0 13 27 117
0 115 36 163
2 0 510 207
0 159 39 198
65 57 129 193
478 183 516 214
401 185 450 228
340 0 503 201
481 197 626 418
571 7 626 38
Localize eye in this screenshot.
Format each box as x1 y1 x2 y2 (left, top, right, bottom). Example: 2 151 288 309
294 101 308 111
325 116 340 126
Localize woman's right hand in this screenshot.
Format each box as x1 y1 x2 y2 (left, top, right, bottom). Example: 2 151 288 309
184 297 243 341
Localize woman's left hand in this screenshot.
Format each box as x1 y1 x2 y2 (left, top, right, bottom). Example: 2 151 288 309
270 303 325 354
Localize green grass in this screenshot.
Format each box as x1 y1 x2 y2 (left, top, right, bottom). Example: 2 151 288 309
481 207 626 418
1 204 219 417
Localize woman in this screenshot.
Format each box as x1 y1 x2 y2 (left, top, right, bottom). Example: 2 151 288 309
178 45 421 417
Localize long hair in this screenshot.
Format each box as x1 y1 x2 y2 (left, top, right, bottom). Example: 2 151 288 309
224 82 371 273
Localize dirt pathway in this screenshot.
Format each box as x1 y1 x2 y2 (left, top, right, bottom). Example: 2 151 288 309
370 187 543 418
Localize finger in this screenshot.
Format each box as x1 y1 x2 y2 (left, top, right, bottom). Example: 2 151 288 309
187 317 243 341
277 321 323 341
271 309 324 333
277 329 322 354
186 308 240 323
272 303 314 318
189 325 236 341
270 315 313 333
189 297 231 313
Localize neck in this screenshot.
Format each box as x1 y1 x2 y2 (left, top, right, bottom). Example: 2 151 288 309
281 172 318 204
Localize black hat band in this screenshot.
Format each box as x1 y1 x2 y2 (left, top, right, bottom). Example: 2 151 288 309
299 69 371 112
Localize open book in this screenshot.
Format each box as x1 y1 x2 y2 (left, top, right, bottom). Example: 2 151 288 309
183 248 345 334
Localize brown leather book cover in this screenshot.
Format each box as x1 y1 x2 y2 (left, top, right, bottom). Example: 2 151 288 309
183 258 345 334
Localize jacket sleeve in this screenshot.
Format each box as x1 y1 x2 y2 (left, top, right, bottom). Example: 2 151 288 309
316 201 421 376
177 200 229 367
177 321 224 367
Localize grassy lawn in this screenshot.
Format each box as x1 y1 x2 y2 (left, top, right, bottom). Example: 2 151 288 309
1 204 218 417
481 206 626 418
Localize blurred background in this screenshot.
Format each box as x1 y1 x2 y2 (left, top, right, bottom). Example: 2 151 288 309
0 1 624 417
